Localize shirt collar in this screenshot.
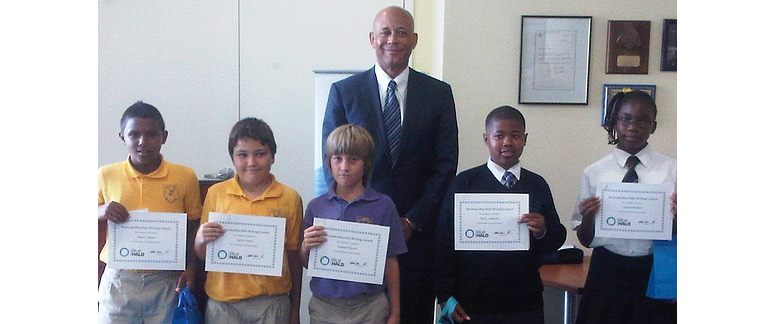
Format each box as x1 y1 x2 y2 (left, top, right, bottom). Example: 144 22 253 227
614 144 653 168
486 158 522 182
223 173 282 200
123 155 168 179
375 65 409 94
325 182 380 202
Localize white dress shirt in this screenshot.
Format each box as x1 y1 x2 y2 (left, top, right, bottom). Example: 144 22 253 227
375 65 409 124
486 159 522 185
571 144 677 256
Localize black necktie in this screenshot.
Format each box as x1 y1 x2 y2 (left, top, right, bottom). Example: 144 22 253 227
622 156 640 183
383 80 401 166
503 171 517 188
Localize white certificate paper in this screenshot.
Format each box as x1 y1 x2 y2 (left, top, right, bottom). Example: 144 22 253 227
108 211 187 270
595 182 674 240
307 218 390 285
454 193 530 251
205 213 286 277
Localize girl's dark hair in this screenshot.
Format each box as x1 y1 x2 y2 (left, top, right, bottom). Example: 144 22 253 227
228 117 277 158
120 101 165 132
603 90 657 144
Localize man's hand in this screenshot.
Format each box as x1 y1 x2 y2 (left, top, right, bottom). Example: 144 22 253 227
400 217 414 242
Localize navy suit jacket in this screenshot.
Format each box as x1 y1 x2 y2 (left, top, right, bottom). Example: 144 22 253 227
322 67 458 234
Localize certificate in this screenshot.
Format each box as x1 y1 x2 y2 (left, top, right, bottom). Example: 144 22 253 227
108 211 187 270
307 218 390 285
205 213 286 277
595 182 674 240
454 193 530 251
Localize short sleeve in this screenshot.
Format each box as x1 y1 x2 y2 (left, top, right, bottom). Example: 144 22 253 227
284 193 303 251
183 170 203 220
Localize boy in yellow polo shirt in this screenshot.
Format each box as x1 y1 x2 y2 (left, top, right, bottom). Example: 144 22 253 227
97 101 203 324
194 117 303 324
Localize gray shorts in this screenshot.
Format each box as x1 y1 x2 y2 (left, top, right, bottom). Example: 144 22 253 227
205 293 290 324
309 292 390 324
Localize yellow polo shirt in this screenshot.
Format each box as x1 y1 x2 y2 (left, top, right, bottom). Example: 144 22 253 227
98 157 202 264
201 174 302 302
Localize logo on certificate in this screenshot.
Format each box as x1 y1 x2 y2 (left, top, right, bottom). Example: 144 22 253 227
320 256 330 265
606 217 617 226
119 248 130 257
465 229 475 238
218 250 228 260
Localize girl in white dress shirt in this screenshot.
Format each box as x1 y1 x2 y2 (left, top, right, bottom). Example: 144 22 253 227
571 89 677 324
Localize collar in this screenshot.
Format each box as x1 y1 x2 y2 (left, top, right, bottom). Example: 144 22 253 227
325 182 380 202
614 144 653 168
223 173 282 201
486 158 522 182
375 65 409 94
123 155 168 179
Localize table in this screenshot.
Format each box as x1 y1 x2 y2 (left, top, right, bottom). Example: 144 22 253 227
539 256 590 324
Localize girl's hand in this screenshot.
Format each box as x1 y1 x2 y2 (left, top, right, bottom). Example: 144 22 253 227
578 196 601 219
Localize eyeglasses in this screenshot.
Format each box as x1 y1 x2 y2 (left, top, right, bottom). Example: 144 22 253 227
616 117 654 128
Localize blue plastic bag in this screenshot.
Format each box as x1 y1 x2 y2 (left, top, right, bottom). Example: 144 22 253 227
437 296 459 324
646 235 677 300
171 286 203 324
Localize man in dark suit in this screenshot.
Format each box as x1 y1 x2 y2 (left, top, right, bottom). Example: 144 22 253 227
321 6 458 324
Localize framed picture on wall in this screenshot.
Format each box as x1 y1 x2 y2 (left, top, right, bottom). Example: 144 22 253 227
601 84 656 125
660 19 677 71
605 20 651 74
518 15 592 105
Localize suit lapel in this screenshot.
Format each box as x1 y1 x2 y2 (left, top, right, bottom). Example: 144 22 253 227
360 68 389 157
401 69 420 157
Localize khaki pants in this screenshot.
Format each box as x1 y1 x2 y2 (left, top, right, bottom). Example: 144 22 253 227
205 293 290 324
97 268 179 324
309 292 390 324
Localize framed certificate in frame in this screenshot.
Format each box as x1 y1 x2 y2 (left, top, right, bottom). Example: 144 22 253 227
518 16 592 105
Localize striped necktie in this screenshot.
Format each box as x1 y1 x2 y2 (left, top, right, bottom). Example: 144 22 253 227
622 156 640 183
383 80 401 165
503 171 517 188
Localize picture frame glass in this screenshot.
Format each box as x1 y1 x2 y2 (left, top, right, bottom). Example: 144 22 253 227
519 16 592 105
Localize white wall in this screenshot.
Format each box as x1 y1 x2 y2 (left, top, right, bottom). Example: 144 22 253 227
437 0 676 252
98 0 239 176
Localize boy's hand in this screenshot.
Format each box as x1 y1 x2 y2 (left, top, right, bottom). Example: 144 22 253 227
387 313 400 324
519 213 546 239
195 222 225 245
440 301 471 323
98 201 129 223
176 268 194 292
670 192 677 216
578 196 600 220
301 225 327 253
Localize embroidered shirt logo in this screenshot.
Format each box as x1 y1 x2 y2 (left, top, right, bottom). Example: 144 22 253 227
356 217 374 224
267 208 288 218
163 185 179 202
